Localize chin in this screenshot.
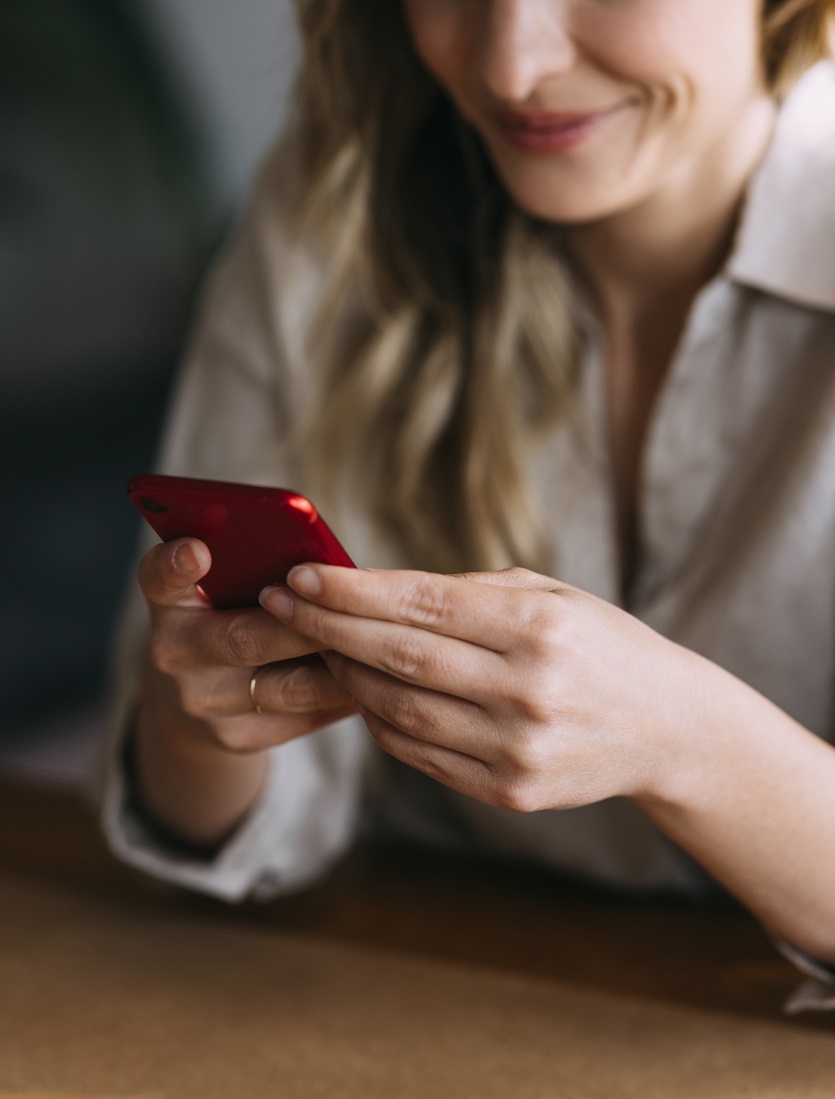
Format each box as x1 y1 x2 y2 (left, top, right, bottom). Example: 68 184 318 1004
502 181 623 226
488 155 627 225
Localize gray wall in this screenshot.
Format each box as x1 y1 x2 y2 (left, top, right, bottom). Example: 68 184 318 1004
144 0 300 209
0 2 303 739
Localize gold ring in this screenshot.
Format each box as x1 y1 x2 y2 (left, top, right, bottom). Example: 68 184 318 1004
249 667 265 715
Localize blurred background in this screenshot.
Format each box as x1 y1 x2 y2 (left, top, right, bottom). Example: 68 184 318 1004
0 0 299 783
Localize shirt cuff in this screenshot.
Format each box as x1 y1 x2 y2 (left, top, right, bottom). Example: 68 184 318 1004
99 707 372 903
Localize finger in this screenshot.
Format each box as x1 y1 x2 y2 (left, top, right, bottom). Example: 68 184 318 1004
324 652 491 755
138 539 213 609
360 708 495 804
266 592 508 700
451 566 563 593
249 658 355 715
171 606 331 669
269 565 554 652
208 705 360 754
173 658 355 719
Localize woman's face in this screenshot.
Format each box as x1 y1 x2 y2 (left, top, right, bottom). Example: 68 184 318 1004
402 0 772 224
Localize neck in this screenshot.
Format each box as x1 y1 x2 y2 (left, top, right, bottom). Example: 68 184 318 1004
564 94 777 330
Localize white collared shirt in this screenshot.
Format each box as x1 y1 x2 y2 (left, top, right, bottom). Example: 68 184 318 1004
99 62 835 1006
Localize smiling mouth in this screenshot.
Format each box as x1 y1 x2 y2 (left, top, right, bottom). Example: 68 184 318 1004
493 104 628 154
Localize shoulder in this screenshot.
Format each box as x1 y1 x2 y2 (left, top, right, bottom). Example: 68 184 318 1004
208 132 310 301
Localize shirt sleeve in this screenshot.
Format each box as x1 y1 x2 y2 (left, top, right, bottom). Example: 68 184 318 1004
94 141 376 901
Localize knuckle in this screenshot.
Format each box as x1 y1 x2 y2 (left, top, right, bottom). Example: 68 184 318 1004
213 722 261 754
178 682 210 720
504 667 555 722
147 631 178 676
450 569 480 583
400 573 447 628
385 687 425 735
222 613 262 667
306 604 334 643
494 775 541 814
414 754 448 785
523 602 563 654
502 566 535 586
504 727 550 772
396 740 447 784
276 666 319 711
380 634 425 680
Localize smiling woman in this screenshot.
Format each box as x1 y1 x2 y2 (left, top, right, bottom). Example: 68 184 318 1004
404 0 773 221
100 0 835 1014
287 0 834 577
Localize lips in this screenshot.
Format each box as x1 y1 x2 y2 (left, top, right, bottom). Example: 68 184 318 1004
492 105 624 154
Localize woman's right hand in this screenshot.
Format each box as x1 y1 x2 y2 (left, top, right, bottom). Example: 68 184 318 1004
132 537 357 848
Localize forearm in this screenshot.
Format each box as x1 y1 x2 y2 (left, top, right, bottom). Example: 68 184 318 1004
135 665 268 850
636 650 835 961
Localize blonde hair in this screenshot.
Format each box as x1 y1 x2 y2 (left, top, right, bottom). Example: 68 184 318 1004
284 0 835 573
765 0 835 94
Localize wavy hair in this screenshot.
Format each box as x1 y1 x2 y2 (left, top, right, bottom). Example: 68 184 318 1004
283 0 834 573
765 0 835 92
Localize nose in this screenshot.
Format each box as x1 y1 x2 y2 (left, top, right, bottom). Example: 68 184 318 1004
480 0 577 104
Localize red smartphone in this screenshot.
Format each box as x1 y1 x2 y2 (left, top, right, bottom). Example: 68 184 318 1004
127 474 354 609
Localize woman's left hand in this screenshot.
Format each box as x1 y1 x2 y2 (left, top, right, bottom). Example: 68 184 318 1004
259 565 700 812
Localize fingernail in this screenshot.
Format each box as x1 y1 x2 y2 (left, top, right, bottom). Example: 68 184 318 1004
173 542 199 573
259 586 293 621
287 565 321 596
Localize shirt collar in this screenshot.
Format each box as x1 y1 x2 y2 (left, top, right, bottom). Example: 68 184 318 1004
727 60 835 314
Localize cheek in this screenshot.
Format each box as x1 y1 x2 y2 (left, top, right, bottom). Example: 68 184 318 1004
581 0 763 112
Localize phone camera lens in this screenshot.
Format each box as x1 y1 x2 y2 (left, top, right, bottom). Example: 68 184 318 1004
140 498 168 514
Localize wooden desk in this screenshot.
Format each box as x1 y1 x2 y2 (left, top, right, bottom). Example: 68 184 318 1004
1 777 833 1097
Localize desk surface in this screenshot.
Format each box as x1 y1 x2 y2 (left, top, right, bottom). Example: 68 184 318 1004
0 777 833 1097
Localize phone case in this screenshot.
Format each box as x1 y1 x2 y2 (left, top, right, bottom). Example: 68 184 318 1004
127 474 354 608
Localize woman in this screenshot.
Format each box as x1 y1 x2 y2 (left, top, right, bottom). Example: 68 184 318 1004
102 1 835 1009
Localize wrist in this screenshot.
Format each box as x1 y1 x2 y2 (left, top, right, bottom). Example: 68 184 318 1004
629 649 835 959
632 643 740 814
134 700 269 849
